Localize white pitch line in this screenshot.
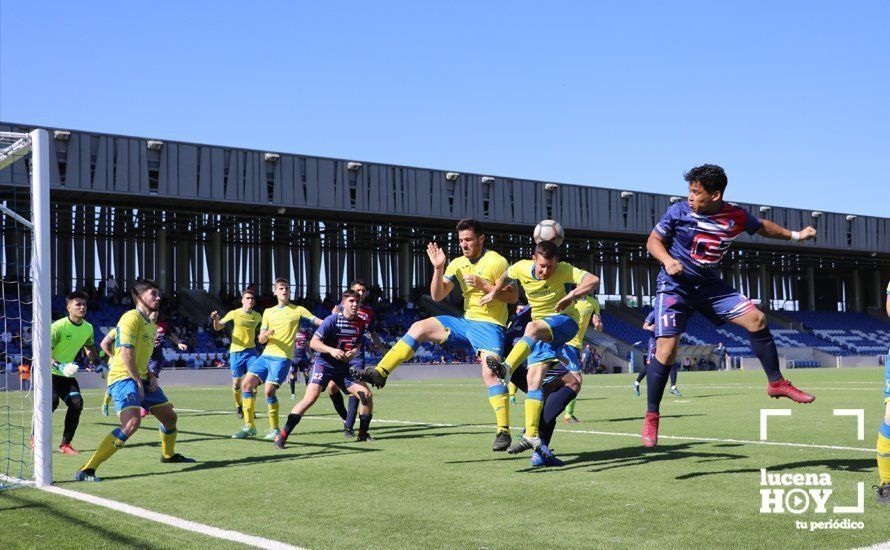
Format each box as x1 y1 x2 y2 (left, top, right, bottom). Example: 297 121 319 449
191 410 874 454
40 484 304 550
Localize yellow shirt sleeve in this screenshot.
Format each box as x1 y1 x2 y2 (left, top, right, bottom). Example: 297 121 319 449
506 261 521 281
261 309 271 331
117 311 142 348
570 264 590 285
220 310 235 324
296 306 316 324
591 297 601 315
443 258 460 284
484 255 508 284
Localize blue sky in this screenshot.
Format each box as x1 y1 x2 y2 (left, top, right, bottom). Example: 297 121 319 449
2 1 887 217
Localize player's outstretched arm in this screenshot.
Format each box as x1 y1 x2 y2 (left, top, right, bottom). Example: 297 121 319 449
462 274 519 304
427 243 453 301
555 274 599 312
210 310 224 331
647 230 683 275
757 220 817 242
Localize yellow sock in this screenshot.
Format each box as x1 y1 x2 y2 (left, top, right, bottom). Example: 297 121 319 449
508 383 517 399
160 426 177 459
376 336 418 376
267 397 280 430
487 384 510 432
505 337 534 374
524 389 544 438
878 421 890 484
233 386 242 407
82 428 128 472
243 392 255 428
102 392 112 406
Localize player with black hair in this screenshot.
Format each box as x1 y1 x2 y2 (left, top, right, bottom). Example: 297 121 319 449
50 291 100 455
642 163 816 447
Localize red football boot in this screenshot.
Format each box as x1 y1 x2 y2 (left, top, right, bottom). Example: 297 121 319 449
59 443 80 455
642 412 660 448
767 379 815 403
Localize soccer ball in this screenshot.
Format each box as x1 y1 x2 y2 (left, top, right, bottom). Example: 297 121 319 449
533 219 565 246
61 362 80 377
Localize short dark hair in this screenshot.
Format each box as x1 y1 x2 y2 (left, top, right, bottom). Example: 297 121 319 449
455 218 484 236
66 291 88 303
274 278 289 286
341 289 358 301
241 289 255 298
349 279 367 289
534 240 560 260
684 164 727 194
132 278 159 300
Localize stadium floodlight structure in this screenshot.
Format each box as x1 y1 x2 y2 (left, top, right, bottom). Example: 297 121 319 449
0 130 52 489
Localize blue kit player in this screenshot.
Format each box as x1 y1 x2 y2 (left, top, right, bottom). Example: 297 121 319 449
642 164 817 447
275 290 375 448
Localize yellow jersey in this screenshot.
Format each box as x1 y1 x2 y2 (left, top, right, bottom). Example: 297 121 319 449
443 249 509 327
107 309 157 385
261 304 317 360
506 260 590 325
220 308 263 353
567 296 600 349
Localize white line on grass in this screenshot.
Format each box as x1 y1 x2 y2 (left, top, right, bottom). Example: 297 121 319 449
186 411 873 454
40 485 304 550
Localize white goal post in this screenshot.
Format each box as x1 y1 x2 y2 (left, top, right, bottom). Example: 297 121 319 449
0 129 52 488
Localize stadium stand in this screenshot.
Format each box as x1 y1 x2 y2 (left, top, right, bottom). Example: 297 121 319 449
786 311 890 355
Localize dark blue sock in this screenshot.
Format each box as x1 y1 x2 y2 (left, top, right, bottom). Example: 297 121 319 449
539 386 577 445
749 328 782 383
345 396 360 430
669 364 678 386
646 358 670 413
635 365 648 383
329 392 348 420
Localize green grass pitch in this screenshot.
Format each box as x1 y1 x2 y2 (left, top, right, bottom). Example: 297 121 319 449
2 367 888 549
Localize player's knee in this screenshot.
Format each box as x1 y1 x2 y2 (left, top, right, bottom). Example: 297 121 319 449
67 395 84 411
123 416 141 434
748 311 767 331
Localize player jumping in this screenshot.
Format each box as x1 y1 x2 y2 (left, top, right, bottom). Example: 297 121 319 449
356 219 520 451
642 164 816 448
481 240 599 453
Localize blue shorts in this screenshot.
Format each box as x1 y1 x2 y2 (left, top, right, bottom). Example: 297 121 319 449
229 349 258 378
107 378 170 414
309 361 357 391
435 316 505 359
654 274 757 338
560 344 582 373
527 315 578 366
246 355 292 386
